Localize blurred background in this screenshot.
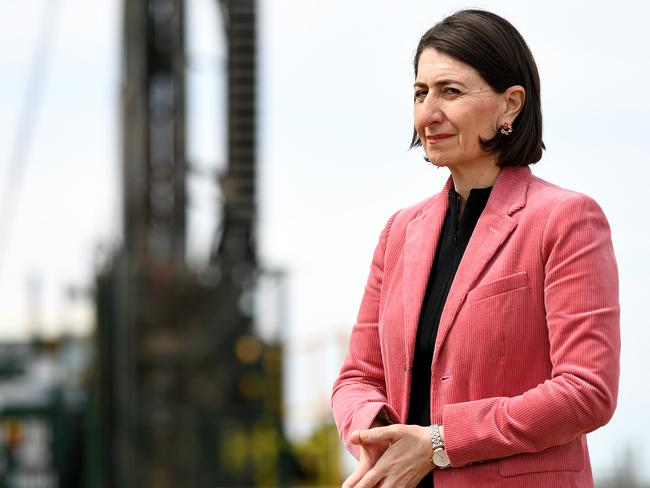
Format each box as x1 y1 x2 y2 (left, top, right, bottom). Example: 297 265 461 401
1 0 648 486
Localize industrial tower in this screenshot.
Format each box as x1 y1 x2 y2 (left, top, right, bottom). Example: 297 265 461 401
92 1 285 486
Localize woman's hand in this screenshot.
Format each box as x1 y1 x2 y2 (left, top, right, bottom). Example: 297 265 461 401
341 434 390 488
345 424 434 488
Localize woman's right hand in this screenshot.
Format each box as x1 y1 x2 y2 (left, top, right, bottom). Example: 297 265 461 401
342 435 389 488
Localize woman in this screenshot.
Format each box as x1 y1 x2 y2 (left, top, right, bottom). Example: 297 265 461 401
331 9 619 488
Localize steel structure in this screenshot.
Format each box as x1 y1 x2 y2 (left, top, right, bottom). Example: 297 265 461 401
91 0 286 486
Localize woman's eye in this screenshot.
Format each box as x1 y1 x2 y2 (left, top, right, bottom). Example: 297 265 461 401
444 87 461 96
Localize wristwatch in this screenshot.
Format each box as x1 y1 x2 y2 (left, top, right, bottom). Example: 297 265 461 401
429 424 451 468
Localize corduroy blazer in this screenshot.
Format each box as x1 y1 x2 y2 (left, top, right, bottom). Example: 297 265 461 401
331 165 620 488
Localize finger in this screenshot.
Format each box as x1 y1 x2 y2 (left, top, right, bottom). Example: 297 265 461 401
374 474 397 488
343 448 373 488
342 465 367 488
349 430 361 444
355 467 384 488
358 425 401 444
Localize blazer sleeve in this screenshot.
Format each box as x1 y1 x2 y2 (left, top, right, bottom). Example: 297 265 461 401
442 193 620 467
331 211 401 459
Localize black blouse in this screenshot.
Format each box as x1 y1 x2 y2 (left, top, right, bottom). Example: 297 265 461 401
407 185 493 487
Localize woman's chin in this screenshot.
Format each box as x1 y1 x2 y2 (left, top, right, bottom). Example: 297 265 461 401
426 157 450 169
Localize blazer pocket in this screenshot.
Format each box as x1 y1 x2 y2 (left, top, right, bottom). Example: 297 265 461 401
466 271 528 305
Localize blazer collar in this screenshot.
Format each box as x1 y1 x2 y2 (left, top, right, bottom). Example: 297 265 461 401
419 165 530 219
402 165 532 374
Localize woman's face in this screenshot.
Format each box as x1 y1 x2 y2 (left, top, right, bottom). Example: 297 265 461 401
413 48 506 170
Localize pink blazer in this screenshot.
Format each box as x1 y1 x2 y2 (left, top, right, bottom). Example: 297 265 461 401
331 165 620 488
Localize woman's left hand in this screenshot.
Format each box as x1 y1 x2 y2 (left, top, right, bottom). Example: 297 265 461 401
347 424 434 488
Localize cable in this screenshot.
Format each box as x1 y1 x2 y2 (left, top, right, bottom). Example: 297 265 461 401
0 0 64 278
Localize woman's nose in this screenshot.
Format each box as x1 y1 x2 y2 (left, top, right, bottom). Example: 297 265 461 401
418 97 445 125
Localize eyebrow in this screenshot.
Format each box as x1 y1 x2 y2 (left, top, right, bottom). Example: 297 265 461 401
413 79 467 89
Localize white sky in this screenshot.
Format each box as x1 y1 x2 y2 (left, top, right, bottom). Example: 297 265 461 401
1 0 649 481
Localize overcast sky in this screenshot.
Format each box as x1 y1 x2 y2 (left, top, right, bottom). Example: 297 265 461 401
1 0 649 481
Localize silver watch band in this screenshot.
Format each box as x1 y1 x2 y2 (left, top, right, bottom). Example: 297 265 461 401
430 424 444 450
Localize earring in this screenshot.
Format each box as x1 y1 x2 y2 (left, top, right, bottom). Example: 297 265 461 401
500 122 513 135
423 153 431 162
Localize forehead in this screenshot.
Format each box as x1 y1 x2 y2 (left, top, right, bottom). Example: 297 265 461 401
415 48 484 85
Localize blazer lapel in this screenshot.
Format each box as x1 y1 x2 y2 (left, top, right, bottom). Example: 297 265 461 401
432 165 531 363
402 166 532 370
402 176 454 369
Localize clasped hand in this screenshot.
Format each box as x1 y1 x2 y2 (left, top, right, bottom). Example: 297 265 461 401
342 424 434 488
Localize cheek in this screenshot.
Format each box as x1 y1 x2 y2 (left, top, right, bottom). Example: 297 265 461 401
456 105 497 142
474 102 499 134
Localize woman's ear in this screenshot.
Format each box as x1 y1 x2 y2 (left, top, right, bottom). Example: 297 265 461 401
503 85 526 119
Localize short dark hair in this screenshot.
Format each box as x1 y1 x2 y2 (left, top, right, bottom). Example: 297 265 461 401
410 9 545 167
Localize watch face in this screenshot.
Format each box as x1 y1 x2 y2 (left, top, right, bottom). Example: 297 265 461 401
432 448 450 468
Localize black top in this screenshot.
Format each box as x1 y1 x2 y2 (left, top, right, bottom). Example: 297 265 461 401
407 185 493 487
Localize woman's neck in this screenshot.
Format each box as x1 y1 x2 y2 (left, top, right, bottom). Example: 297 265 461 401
449 160 500 217
450 162 500 200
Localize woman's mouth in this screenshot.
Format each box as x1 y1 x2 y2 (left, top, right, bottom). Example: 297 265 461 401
426 134 454 144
